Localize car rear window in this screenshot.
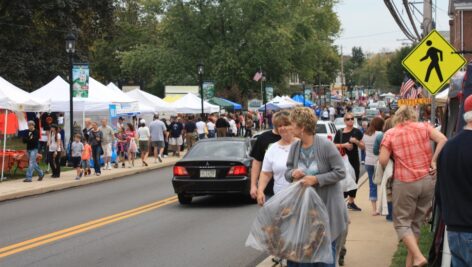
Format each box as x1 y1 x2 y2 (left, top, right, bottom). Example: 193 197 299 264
316 124 327 134
186 141 246 158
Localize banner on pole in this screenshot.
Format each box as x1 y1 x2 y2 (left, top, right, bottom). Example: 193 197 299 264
265 86 274 102
202 81 215 99
72 64 89 98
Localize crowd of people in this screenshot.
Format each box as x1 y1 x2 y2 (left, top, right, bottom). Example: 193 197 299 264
249 100 472 267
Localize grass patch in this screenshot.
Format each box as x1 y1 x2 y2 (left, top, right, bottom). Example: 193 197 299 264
391 225 434 267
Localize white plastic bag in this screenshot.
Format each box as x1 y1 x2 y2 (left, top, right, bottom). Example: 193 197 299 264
339 155 357 192
245 182 333 264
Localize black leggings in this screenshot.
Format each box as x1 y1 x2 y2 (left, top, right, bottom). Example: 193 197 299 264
48 151 61 177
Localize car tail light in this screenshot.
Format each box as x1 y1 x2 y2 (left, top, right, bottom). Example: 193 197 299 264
173 166 189 176
227 165 247 176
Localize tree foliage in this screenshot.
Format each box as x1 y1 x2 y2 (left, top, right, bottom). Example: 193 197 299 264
387 45 414 88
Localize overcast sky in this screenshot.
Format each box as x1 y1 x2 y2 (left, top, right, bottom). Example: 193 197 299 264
334 0 450 55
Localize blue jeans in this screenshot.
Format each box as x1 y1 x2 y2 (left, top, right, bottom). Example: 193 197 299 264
365 164 377 201
91 145 101 174
26 149 43 180
448 231 472 267
208 130 215 138
287 241 336 267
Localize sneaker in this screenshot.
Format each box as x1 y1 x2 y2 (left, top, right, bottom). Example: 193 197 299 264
107 164 112 170
163 155 168 158
38 172 45 181
79 171 84 178
96 173 101 176
122 163 126 168
158 155 163 163
23 179 32 182
347 202 362 211
75 176 81 180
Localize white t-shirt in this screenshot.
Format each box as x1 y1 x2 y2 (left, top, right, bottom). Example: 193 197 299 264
196 121 206 134
49 133 62 152
322 110 329 118
207 121 215 131
138 126 151 141
363 131 382 165
229 119 237 134
261 141 293 194
329 107 336 116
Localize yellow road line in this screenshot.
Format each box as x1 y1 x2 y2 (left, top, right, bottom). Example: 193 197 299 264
0 195 177 259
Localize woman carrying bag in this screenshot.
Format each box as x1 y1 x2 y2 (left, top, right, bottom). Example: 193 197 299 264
48 125 62 178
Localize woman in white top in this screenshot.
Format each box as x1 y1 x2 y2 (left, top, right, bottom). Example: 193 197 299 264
206 119 216 138
362 117 385 215
256 111 297 205
137 120 151 166
228 115 237 137
195 118 207 140
48 125 62 178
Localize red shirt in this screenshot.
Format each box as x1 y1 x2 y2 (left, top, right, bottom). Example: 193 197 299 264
381 122 433 182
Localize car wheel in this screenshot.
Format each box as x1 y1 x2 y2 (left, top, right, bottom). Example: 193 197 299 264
178 193 192 205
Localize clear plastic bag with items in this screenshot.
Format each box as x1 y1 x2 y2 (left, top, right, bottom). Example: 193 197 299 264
245 181 333 264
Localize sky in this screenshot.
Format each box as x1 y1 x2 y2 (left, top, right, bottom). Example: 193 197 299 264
334 0 450 55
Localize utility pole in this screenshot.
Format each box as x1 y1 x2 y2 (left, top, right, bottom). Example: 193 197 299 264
422 0 436 125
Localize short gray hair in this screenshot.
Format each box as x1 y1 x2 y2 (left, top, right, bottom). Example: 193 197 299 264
464 111 472 123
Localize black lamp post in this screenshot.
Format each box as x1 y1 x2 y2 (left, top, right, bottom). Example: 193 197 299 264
65 32 76 159
301 81 306 107
197 62 204 118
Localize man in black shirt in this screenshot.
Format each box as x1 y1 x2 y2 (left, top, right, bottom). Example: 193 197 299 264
215 114 229 137
249 119 281 199
184 116 197 150
169 117 184 157
436 95 472 266
23 121 45 182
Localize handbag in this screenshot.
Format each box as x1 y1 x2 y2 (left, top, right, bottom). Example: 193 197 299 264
129 139 137 153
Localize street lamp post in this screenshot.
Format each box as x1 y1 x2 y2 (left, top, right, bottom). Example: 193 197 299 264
65 33 76 160
197 62 204 119
301 81 306 107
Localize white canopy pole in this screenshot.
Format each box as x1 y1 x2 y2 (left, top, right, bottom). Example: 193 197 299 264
1 110 8 181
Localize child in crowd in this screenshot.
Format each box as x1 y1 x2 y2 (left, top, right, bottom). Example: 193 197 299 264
81 139 92 176
71 134 84 180
115 127 128 168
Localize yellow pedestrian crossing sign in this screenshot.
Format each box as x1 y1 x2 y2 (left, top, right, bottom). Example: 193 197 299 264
402 29 467 95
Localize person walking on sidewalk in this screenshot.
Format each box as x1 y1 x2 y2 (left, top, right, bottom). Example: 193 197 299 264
379 106 447 267
362 117 384 216
284 107 347 267
245 114 254 138
138 119 150 166
334 112 364 211
100 118 114 170
215 114 229 137
125 123 137 167
183 116 197 149
81 139 92 176
195 117 207 140
71 134 84 180
115 127 128 168
23 120 44 182
436 95 472 267
88 122 103 176
48 125 62 178
169 117 183 157
149 114 167 163
206 118 216 138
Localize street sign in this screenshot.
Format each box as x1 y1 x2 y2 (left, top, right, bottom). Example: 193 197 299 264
402 30 467 95
398 98 432 106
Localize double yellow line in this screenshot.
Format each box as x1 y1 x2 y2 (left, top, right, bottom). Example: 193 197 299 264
0 195 178 259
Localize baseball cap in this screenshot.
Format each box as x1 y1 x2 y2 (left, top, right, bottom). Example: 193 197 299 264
140 119 146 124
465 95 472 113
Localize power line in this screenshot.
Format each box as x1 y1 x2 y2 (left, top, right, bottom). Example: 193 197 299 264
384 0 417 41
403 0 422 40
391 0 418 39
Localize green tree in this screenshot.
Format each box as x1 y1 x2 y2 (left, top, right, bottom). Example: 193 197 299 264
344 46 366 89
387 46 414 88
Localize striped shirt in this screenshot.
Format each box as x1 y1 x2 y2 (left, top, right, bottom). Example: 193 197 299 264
381 122 433 182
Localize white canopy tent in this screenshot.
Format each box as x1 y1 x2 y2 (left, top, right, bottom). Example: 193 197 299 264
380 92 396 98
268 96 300 109
436 87 449 106
123 87 176 113
172 93 220 114
0 77 51 181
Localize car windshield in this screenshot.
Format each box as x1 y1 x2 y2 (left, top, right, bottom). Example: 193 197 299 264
186 141 246 158
316 124 327 134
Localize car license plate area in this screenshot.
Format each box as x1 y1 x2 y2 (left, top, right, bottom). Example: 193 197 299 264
200 169 216 178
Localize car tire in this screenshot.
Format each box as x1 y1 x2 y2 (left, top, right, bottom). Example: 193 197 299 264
178 193 192 205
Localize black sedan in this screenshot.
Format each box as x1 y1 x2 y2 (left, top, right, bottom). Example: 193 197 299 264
172 138 252 204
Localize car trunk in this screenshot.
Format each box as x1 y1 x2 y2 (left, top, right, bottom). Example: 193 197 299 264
175 160 248 179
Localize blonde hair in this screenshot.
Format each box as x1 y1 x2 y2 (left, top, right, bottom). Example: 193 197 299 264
344 112 354 119
393 106 418 125
272 110 291 128
290 107 317 135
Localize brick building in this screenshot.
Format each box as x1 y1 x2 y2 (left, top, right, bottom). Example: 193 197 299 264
449 0 472 62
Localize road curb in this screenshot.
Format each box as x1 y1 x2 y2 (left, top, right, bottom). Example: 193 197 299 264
0 160 177 203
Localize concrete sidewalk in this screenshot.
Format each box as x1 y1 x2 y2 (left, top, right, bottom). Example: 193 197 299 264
257 174 398 267
0 155 181 202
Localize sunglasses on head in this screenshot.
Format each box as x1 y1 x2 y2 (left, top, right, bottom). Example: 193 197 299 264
345 118 354 121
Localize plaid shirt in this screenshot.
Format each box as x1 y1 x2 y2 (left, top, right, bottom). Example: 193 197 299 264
381 122 433 182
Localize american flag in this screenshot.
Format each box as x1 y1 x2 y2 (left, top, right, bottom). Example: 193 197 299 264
407 86 423 99
253 71 262 82
400 77 415 98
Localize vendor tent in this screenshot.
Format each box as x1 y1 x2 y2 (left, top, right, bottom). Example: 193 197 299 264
125 88 176 113
172 93 220 114
258 103 281 112
380 92 396 98
292 94 314 107
436 87 449 106
220 98 242 110
163 95 183 103
267 96 299 109
208 97 242 111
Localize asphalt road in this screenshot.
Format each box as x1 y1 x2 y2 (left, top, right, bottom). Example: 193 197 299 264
0 166 267 267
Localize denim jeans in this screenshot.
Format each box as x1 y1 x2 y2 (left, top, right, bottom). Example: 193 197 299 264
365 164 377 201
448 231 472 267
287 241 336 267
91 145 101 174
26 149 43 180
198 134 206 140
208 130 215 138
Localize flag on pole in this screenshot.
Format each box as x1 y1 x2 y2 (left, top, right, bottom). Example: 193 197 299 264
253 71 262 82
400 77 415 98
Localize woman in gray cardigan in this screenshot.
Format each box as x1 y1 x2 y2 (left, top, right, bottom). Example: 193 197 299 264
284 107 348 267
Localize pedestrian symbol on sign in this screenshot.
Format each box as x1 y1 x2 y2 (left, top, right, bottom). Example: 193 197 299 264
420 40 443 83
